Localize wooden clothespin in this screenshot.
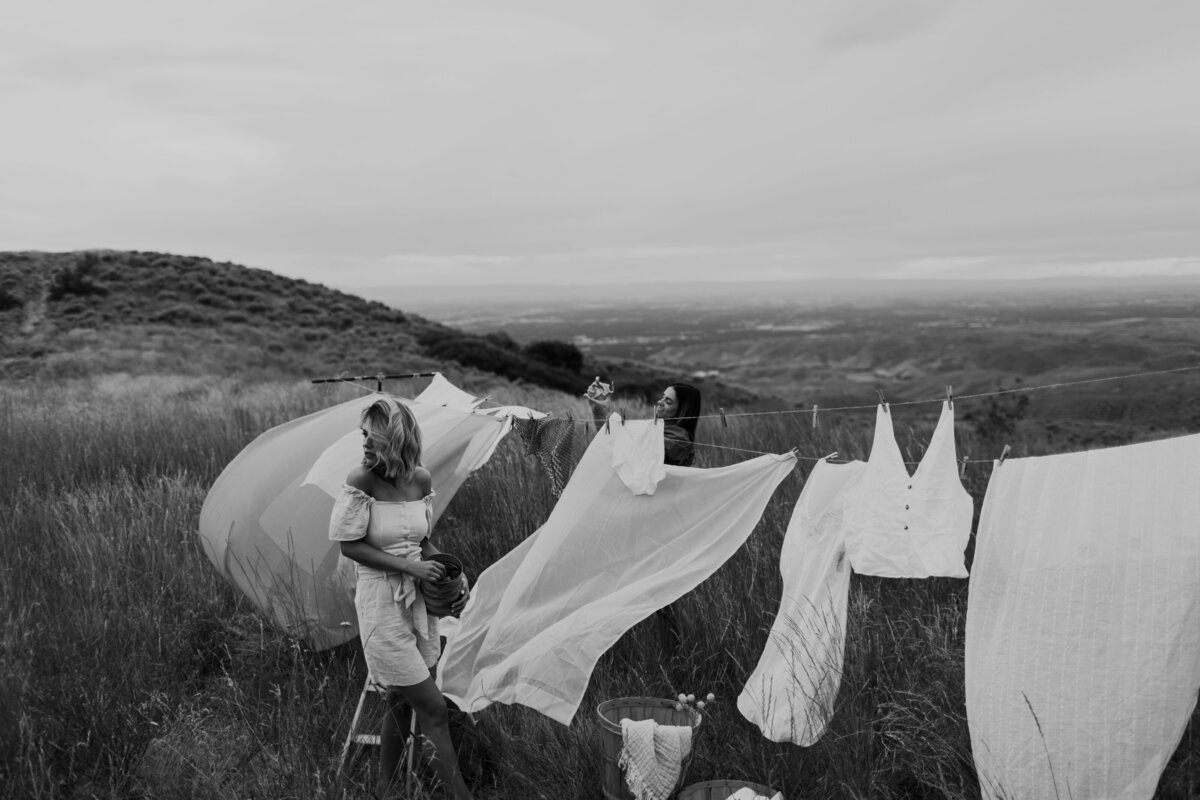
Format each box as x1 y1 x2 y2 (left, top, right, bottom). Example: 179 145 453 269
960 454 968 479
375 373 385 392
811 404 819 431
946 385 954 408
823 451 839 462
997 444 1011 466
719 407 729 428
602 413 612 434
876 389 888 407
618 407 627 426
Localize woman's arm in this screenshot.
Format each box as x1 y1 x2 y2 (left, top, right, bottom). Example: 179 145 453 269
340 540 445 583
584 377 614 434
420 536 441 560
663 424 695 467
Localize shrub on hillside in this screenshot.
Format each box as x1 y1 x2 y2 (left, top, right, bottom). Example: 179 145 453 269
150 305 215 326
425 337 580 392
48 252 109 301
965 384 1030 445
0 287 22 312
525 340 583 373
485 331 521 352
193 291 232 309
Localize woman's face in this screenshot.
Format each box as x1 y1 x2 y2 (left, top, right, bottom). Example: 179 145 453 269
654 387 679 419
360 427 378 467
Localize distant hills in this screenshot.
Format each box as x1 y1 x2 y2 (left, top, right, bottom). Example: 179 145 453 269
399 275 1200 447
366 274 1200 317
0 251 767 410
0 251 590 390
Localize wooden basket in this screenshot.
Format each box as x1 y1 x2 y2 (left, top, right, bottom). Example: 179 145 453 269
678 779 783 800
596 697 703 800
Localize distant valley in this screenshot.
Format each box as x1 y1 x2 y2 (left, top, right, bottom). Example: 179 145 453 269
388 278 1200 442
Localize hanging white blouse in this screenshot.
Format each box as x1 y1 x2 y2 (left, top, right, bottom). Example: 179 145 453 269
842 401 972 578
738 458 867 745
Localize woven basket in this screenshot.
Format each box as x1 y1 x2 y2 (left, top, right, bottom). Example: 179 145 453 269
677 779 783 800
596 697 703 800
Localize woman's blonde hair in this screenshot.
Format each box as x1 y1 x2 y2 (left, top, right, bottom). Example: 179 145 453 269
360 398 422 481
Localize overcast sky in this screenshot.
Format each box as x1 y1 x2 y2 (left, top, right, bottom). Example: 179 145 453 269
3 1 1198 289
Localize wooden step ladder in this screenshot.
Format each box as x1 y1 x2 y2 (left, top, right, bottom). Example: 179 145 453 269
337 677 419 792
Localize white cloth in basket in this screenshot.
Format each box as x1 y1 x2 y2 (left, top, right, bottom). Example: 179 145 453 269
618 718 693 800
725 787 783 800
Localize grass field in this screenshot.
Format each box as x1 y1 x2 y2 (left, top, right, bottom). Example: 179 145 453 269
2 374 1198 799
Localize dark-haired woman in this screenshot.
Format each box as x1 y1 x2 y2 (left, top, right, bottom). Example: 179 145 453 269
586 380 703 659
329 398 473 800
653 383 701 467
586 378 703 466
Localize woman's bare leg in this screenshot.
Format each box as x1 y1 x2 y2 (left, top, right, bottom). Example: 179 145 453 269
380 673 472 800
377 688 413 798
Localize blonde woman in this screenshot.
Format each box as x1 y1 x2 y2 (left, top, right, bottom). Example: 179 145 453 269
329 398 473 800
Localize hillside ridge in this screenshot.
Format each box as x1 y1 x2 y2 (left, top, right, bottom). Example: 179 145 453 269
0 250 767 410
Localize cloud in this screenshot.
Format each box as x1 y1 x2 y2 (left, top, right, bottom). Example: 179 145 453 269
1 0 1198 286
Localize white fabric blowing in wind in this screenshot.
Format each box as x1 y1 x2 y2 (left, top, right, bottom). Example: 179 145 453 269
438 427 797 724
966 432 1200 799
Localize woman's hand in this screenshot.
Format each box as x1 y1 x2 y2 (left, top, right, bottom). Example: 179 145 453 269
450 575 471 616
584 376 614 404
408 559 447 584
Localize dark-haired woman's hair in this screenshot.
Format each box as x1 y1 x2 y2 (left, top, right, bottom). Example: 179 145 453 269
667 383 702 441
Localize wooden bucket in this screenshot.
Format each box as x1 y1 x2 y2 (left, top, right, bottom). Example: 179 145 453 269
596 697 702 800
677 779 783 799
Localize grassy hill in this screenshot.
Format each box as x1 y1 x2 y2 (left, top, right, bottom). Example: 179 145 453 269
0 250 551 386
0 250 767 414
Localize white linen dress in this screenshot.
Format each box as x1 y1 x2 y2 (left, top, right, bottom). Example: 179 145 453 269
329 485 440 686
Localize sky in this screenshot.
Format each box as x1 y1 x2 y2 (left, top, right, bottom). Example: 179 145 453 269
2 1 1199 289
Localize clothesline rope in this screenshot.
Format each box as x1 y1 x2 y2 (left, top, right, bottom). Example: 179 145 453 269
321 362 1200 419
692 362 1200 421
316 362 1200 467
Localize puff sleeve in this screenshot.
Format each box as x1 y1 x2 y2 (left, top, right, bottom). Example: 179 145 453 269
328 484 373 541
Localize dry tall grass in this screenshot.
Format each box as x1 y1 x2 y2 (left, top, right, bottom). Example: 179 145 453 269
2 375 1198 799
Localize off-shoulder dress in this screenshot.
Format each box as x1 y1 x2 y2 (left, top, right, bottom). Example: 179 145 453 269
328 485 440 686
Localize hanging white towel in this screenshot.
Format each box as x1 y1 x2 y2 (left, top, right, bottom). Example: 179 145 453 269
438 431 797 724
842 401 972 578
738 459 866 745
725 788 783 800
611 416 667 495
618 718 693 800
966 432 1200 800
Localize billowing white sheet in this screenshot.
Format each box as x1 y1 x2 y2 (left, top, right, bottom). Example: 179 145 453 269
738 459 866 745
843 402 972 578
966 433 1200 800
198 385 509 650
438 431 797 725
415 373 487 411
